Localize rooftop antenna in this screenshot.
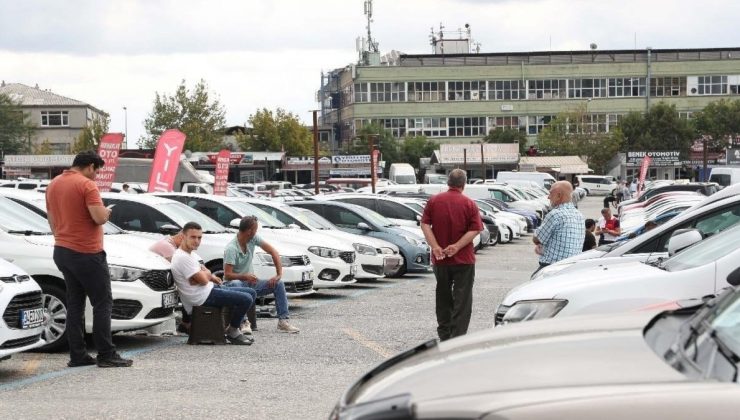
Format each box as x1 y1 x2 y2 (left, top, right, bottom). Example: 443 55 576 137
364 0 379 53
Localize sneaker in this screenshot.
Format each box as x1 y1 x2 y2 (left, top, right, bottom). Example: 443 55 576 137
277 319 300 334
97 352 133 368
67 354 97 368
240 320 252 335
226 333 254 346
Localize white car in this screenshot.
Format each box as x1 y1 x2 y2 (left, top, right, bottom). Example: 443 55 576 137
318 194 423 228
154 193 359 289
497 224 740 326
100 193 317 296
0 195 177 351
0 258 45 360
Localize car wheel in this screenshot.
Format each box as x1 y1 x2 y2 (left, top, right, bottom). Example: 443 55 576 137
490 232 498 246
39 283 69 352
389 252 408 277
507 227 514 241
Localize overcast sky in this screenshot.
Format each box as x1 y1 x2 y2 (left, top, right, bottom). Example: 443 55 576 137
1 0 739 148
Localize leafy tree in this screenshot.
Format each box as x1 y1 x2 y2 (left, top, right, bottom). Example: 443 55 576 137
537 105 622 174
344 123 400 176
72 117 109 153
618 102 695 157
484 127 528 155
240 108 312 156
139 79 226 151
33 139 54 155
400 135 436 168
694 99 740 152
0 93 35 154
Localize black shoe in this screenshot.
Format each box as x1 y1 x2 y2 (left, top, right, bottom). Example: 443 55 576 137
226 334 253 346
68 355 97 368
97 352 133 368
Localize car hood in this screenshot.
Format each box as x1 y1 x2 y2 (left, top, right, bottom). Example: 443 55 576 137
311 229 399 252
258 228 354 252
532 253 658 281
392 225 424 237
350 312 689 407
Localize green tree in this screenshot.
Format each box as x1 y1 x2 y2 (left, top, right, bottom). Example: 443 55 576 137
484 127 528 155
0 93 35 154
33 139 54 155
72 117 109 153
240 108 312 156
139 79 227 151
694 99 740 152
400 135 436 168
618 102 695 157
537 105 622 174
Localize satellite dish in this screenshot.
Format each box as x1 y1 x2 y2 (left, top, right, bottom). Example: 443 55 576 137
590 43 598 50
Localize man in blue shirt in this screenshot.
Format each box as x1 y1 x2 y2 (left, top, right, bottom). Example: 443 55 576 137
223 216 299 333
532 181 585 274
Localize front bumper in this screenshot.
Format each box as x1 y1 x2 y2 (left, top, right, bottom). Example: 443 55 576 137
312 256 357 289
406 246 432 273
104 279 178 333
1 281 46 358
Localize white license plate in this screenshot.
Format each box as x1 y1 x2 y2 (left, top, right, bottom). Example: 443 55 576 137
350 265 357 275
161 291 178 308
302 271 314 281
20 308 44 329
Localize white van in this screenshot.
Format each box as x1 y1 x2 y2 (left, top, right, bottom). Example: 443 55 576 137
496 171 556 190
389 163 417 185
709 167 740 188
576 175 616 195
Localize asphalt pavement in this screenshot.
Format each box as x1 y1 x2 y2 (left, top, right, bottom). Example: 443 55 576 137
0 196 603 419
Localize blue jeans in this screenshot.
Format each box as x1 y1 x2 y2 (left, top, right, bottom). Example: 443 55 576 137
202 285 255 329
225 279 290 319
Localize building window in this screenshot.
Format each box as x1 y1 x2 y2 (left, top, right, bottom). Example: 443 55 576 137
568 78 607 98
650 77 685 97
528 79 567 99
354 83 369 103
41 111 69 127
378 118 407 138
488 80 526 100
577 114 608 134
369 82 406 102
678 111 694 120
408 82 446 102
697 76 727 95
607 114 625 131
489 116 526 132
608 77 646 97
447 117 486 137
407 118 447 137
527 115 554 135
447 81 485 101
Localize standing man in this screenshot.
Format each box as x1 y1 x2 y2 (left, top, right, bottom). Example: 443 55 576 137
223 216 299 333
595 207 621 245
420 169 483 341
532 181 584 273
46 151 133 368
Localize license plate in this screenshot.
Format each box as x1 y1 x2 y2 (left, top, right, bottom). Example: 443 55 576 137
302 271 314 281
350 265 357 275
19 308 44 329
161 291 178 308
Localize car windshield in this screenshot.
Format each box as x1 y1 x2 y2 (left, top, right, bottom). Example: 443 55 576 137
404 202 424 213
225 200 286 228
0 197 53 234
708 291 740 359
293 208 335 230
356 206 396 227
159 202 228 233
663 224 740 272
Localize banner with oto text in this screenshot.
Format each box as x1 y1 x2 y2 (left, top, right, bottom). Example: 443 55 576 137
147 129 187 192
94 133 124 192
213 149 231 196
637 155 652 195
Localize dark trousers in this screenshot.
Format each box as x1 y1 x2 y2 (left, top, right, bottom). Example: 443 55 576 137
433 264 475 341
53 246 115 361
202 286 255 329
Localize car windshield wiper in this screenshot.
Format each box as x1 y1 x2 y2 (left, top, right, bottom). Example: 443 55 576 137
7 229 50 235
202 230 226 234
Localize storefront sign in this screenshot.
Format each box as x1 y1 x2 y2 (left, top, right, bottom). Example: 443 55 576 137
626 151 680 166
4 154 73 167
213 149 231 196
148 129 186 192
727 147 740 165
94 133 124 192
331 155 372 164
206 152 244 165
439 143 519 164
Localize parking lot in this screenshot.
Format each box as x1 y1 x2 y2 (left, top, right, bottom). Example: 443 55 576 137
0 196 601 419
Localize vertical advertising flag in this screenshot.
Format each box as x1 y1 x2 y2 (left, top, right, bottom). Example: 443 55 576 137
147 129 187 192
637 155 652 195
94 133 125 192
213 149 231 196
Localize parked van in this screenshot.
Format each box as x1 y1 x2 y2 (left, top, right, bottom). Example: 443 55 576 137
576 175 616 195
496 171 556 189
709 167 740 188
389 163 417 185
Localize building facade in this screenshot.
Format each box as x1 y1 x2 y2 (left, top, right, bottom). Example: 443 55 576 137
0 82 108 154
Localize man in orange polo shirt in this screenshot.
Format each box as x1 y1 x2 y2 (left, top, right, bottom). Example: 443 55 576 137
421 169 483 341
46 151 133 368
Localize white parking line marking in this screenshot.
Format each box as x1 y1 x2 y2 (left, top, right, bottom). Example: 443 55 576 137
342 327 393 358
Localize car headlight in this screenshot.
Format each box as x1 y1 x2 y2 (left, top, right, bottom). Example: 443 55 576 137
308 246 341 258
257 253 296 267
353 243 378 256
378 247 395 255
109 265 146 282
501 299 567 324
531 262 574 281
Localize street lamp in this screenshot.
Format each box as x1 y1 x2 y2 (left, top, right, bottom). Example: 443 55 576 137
123 106 128 149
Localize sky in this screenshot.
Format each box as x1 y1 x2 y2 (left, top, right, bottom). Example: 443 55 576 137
1 0 739 149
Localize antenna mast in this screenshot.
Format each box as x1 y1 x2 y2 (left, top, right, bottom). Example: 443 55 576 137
364 0 379 53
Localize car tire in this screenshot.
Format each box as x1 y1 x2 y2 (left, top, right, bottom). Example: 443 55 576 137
389 252 408 278
39 283 69 352
508 227 514 240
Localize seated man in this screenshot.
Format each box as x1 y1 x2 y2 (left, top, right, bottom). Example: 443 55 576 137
223 215 299 334
171 222 255 345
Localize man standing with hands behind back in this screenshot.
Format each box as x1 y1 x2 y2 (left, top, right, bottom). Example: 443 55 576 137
421 169 483 341
46 151 133 368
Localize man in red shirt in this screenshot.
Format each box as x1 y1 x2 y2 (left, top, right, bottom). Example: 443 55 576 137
46 151 132 368
421 169 483 341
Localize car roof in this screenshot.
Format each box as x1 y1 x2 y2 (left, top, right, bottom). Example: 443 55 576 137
101 192 176 205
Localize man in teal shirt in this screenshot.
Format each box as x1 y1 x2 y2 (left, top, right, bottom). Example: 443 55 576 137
223 216 299 333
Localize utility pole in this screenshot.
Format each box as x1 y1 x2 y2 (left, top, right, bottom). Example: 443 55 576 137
311 110 320 195
480 143 485 180
369 134 378 193
463 148 467 173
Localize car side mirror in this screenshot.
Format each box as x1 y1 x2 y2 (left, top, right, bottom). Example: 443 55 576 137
159 224 181 235
230 218 241 228
288 223 301 230
357 222 371 231
667 228 703 257
727 266 740 287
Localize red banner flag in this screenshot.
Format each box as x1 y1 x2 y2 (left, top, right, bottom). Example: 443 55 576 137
147 129 187 193
94 133 125 192
213 149 230 196
637 155 652 195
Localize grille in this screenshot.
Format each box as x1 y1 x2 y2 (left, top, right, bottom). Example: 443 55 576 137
2 291 43 330
339 251 356 264
361 265 384 276
112 299 143 320
285 280 314 293
140 270 175 291
495 305 510 326
145 307 175 319
287 255 310 266
1 334 42 349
